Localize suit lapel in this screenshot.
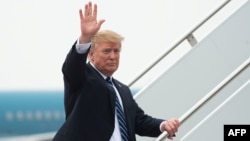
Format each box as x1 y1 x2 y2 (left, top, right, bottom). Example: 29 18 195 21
87 63 116 115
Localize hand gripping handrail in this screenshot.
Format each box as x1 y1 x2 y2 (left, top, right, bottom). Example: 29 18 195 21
127 0 231 87
155 57 250 141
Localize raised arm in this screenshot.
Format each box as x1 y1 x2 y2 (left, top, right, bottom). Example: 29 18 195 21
79 1 105 44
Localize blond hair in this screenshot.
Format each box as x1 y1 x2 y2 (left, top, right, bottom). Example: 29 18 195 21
90 30 124 50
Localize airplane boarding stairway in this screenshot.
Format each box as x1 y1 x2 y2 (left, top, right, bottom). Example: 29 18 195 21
134 0 250 141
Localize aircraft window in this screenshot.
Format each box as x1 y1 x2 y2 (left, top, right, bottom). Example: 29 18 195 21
16 111 24 121
53 111 61 120
44 111 52 120
5 111 14 121
26 111 33 120
35 111 43 120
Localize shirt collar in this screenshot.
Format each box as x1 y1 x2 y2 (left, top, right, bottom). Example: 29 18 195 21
90 62 112 80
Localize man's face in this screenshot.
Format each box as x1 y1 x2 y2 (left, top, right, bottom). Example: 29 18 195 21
89 42 121 76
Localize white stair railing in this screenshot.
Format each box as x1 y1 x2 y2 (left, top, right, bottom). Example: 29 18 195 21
128 0 232 87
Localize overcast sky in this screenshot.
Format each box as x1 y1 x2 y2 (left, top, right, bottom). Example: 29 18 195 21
0 0 246 90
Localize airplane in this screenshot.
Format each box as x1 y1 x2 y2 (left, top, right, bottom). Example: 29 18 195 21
0 88 140 140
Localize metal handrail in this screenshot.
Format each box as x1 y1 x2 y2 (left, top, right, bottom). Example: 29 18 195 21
127 0 231 87
155 57 250 141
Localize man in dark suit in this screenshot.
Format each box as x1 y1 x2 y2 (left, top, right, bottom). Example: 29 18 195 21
52 1 179 141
